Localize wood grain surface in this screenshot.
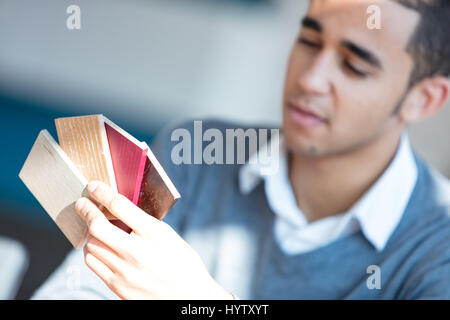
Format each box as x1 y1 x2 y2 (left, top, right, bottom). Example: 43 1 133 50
55 115 117 192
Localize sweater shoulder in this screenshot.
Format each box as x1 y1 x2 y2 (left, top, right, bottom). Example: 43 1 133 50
393 155 450 256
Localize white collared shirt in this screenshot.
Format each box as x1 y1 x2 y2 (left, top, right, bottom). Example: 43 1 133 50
239 133 418 255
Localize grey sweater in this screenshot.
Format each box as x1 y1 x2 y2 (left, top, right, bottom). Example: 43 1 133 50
33 120 450 300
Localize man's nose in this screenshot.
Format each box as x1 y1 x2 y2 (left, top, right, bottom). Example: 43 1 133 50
296 51 333 95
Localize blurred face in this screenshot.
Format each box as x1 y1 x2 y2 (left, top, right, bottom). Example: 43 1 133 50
282 0 420 157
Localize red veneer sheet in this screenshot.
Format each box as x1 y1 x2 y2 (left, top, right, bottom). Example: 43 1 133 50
104 122 148 204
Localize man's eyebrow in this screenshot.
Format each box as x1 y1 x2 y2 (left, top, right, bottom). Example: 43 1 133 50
341 40 383 69
301 16 323 33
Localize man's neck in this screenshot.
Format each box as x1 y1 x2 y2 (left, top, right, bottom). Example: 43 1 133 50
288 131 403 223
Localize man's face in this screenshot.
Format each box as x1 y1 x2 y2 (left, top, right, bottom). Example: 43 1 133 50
282 0 420 157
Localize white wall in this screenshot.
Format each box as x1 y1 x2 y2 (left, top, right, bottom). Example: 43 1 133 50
408 105 450 177
0 0 303 127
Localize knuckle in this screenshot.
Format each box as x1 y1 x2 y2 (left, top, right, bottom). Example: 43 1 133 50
107 277 121 292
84 252 95 268
124 245 141 266
88 217 104 236
109 194 125 212
159 221 175 238
84 241 92 254
160 221 173 232
83 252 89 265
125 249 139 266
85 213 97 228
85 238 97 253
121 268 139 287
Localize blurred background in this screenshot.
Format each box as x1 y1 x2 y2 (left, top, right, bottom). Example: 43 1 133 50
0 0 449 299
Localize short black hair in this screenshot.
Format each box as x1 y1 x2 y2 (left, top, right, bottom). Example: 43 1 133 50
393 0 450 87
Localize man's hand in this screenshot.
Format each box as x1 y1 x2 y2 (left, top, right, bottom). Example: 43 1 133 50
74 181 233 300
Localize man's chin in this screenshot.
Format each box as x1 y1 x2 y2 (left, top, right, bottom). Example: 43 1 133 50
284 133 325 158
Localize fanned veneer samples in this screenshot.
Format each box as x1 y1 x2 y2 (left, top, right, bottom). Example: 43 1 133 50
19 115 180 248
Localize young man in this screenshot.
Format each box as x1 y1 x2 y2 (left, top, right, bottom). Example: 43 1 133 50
33 0 450 299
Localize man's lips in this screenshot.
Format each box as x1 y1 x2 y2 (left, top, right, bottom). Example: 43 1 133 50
287 100 328 127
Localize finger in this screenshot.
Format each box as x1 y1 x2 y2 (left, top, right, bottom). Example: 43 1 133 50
83 249 115 290
75 196 132 257
85 236 130 278
84 249 129 300
83 240 142 301
86 181 159 236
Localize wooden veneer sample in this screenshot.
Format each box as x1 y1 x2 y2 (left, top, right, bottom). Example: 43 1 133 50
103 117 148 205
138 142 181 220
55 115 117 220
55 115 117 192
19 130 89 249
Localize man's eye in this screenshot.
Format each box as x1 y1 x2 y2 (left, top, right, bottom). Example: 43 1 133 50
343 60 368 78
298 38 321 49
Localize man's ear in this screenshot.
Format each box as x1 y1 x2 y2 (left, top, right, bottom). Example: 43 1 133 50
399 76 450 124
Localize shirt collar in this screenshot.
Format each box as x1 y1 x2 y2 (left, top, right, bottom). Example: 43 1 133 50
239 133 418 251
348 134 418 250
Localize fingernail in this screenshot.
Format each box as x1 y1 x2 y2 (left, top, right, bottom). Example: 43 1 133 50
88 181 99 193
76 198 86 211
